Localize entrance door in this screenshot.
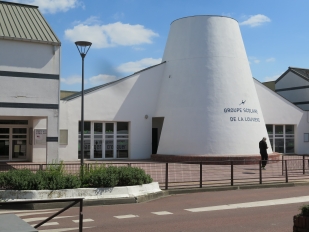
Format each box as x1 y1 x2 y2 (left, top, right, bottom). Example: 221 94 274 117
152 128 158 154
0 127 27 161
12 128 27 160
0 128 9 160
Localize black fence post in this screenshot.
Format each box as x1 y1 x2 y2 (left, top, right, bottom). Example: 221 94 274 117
79 199 83 232
165 163 168 190
282 156 284 176
231 161 234 186
39 164 43 171
285 160 288 183
303 156 305 175
200 162 202 188
259 160 262 184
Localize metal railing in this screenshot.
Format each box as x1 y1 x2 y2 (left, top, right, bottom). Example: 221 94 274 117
0 155 309 190
0 198 84 231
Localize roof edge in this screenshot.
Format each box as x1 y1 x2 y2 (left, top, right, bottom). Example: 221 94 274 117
171 15 238 25
0 35 61 46
62 61 166 101
0 0 38 8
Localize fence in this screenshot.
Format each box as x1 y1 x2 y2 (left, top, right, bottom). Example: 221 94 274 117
0 155 308 190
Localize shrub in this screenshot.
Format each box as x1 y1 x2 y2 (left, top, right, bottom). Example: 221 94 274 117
0 163 153 190
0 169 39 190
82 165 119 188
300 205 309 216
117 166 153 186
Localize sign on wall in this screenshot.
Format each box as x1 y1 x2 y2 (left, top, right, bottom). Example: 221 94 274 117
34 129 47 145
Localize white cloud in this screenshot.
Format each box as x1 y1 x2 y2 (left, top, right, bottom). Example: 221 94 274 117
17 0 80 14
89 74 118 85
65 20 159 49
266 57 276 62
264 74 280 82
117 58 162 73
73 16 102 26
240 14 271 27
61 75 87 85
249 57 260 64
113 12 125 20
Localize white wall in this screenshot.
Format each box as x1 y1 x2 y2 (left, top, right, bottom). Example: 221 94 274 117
0 39 60 162
59 64 165 161
155 16 271 156
0 40 60 74
255 79 309 154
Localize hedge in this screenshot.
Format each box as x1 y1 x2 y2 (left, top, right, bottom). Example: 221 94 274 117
0 164 153 190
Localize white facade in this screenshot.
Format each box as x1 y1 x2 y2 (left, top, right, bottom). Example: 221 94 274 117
0 39 60 163
57 16 308 162
0 1 60 163
1 12 308 162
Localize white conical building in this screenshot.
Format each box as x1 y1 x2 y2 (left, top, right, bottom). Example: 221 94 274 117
154 16 274 161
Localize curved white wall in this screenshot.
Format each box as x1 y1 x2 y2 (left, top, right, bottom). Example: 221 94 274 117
155 16 272 156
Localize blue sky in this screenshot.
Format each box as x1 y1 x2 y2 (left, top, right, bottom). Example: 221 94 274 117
8 0 309 91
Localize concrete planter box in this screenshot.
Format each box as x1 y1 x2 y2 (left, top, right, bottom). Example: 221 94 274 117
293 215 309 232
0 182 161 201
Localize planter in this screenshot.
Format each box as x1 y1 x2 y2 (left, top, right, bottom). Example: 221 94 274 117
293 215 309 232
0 182 161 201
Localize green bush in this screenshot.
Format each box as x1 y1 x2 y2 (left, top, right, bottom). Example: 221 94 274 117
0 163 153 190
300 205 309 216
82 165 119 188
117 166 153 186
0 169 40 190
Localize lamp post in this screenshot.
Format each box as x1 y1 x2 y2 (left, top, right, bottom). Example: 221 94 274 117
75 41 92 167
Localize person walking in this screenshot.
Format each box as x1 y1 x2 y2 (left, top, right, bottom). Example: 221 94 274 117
259 137 268 170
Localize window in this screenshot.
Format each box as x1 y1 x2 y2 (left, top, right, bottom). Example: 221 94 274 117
266 125 294 153
78 121 129 160
305 133 309 142
59 130 68 145
117 122 129 158
0 120 28 125
78 121 91 159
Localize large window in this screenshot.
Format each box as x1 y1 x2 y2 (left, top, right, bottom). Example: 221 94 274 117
78 121 129 159
266 124 294 153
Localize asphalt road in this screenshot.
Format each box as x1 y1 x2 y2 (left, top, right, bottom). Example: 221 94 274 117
1 185 309 232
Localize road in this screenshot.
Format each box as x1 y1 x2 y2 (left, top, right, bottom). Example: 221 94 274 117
1 185 309 232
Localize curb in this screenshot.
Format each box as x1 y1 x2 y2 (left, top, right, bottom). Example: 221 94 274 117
1 182 309 210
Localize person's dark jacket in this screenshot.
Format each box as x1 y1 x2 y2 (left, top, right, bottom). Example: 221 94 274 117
259 140 268 154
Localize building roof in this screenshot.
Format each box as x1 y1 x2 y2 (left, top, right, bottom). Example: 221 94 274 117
62 62 166 101
276 67 309 83
289 67 309 79
0 1 60 45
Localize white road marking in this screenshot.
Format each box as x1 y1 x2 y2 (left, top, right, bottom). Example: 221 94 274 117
16 211 57 217
0 209 57 215
72 218 94 223
31 222 59 227
23 215 76 222
185 196 309 212
152 211 173 215
38 226 94 232
114 214 139 219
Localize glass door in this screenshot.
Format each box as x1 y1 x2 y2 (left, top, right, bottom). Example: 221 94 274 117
105 123 114 158
94 123 103 158
12 128 27 160
0 128 9 160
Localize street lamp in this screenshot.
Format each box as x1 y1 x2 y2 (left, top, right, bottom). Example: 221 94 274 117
75 41 92 167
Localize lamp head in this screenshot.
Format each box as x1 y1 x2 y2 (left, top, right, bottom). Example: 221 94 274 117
75 41 92 58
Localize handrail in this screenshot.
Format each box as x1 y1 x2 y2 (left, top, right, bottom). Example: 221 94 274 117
0 198 84 232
